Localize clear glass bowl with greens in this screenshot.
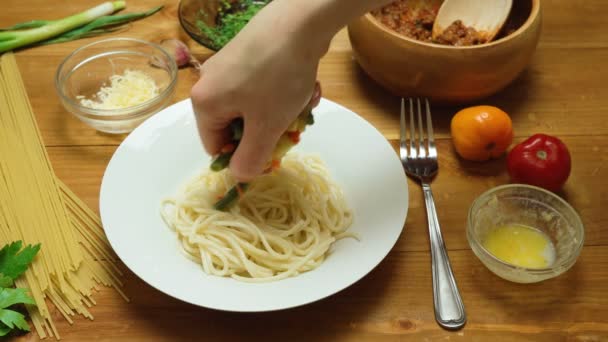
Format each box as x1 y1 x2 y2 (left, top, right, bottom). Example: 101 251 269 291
178 0 269 51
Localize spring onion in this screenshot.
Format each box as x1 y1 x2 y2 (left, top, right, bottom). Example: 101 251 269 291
0 2 162 53
40 6 163 46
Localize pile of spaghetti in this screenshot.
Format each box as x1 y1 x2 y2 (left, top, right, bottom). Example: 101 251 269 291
0 52 126 339
161 154 354 282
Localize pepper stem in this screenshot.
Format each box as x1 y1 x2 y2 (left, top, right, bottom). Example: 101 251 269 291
536 150 548 160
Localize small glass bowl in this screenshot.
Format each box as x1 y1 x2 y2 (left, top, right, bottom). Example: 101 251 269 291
178 0 223 51
178 0 269 51
55 37 178 134
467 184 584 283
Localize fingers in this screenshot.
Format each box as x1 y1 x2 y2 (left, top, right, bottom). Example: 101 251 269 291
221 81 321 182
195 116 233 155
229 117 282 182
191 78 236 155
192 76 321 181
309 81 322 108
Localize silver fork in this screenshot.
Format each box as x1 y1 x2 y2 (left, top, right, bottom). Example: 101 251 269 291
400 98 466 330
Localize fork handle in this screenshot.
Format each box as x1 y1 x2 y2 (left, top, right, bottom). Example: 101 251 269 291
422 182 466 330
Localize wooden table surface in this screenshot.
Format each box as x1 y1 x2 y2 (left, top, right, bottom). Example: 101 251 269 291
5 0 608 341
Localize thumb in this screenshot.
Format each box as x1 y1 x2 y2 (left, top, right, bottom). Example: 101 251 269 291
229 117 282 182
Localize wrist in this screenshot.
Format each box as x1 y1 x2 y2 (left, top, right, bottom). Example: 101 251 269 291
263 0 386 59
304 0 378 32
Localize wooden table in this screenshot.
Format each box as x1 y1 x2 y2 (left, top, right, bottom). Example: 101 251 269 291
5 0 608 341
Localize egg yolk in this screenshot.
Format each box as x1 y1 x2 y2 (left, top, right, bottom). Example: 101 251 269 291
482 224 556 269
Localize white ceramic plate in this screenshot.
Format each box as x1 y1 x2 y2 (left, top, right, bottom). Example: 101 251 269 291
100 98 408 312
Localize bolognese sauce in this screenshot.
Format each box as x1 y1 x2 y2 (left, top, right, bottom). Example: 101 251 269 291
371 0 491 46
435 20 487 46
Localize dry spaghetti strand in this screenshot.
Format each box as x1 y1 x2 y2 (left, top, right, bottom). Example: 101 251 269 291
0 52 127 340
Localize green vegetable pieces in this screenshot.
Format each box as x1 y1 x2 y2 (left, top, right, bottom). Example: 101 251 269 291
0 241 40 337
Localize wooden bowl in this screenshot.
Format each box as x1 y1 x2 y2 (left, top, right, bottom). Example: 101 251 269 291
347 0 541 104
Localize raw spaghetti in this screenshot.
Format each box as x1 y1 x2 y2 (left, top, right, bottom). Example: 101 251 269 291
0 52 127 340
161 154 354 282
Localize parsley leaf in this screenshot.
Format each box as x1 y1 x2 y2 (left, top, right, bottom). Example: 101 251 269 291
0 309 30 332
0 241 40 337
0 274 12 288
0 288 35 336
0 241 40 280
0 288 36 308
0 322 11 337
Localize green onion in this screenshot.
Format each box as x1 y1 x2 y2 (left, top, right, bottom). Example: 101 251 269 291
0 1 154 53
39 6 163 46
0 20 52 31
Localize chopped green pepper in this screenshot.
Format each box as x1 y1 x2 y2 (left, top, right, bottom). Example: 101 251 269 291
211 108 315 211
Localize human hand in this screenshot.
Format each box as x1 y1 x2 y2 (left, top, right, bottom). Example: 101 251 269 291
190 0 331 182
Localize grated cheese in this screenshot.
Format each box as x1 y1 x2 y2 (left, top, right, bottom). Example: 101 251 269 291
77 69 160 110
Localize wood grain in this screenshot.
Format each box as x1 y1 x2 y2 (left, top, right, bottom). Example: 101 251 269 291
13 247 608 341
6 0 608 146
47 134 608 254
15 44 608 145
4 0 608 340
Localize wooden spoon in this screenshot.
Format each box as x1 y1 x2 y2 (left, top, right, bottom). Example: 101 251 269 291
432 0 513 43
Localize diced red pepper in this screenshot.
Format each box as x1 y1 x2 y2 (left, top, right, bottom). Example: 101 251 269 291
220 143 236 154
236 184 245 198
287 131 300 144
263 159 281 173
271 159 281 170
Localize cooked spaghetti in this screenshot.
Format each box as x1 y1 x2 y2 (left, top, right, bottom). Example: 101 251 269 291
160 154 354 282
0 52 126 340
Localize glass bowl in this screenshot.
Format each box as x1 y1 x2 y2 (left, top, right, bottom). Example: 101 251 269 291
467 184 584 283
178 0 269 51
55 37 178 134
178 0 223 51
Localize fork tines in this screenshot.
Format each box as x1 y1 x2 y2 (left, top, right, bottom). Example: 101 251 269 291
400 98 436 159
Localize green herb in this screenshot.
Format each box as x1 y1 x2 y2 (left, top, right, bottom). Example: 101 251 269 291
0 241 41 283
196 0 269 50
0 275 12 289
0 2 163 53
0 288 36 336
0 241 40 337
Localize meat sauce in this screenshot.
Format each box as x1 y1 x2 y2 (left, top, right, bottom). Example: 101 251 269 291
435 20 486 46
372 0 515 46
372 1 438 42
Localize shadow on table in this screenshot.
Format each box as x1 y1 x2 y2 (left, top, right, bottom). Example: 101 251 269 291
350 60 537 139
468 251 582 322
121 252 400 341
455 155 509 177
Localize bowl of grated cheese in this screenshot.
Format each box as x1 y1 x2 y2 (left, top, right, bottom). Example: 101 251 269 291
55 37 178 134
